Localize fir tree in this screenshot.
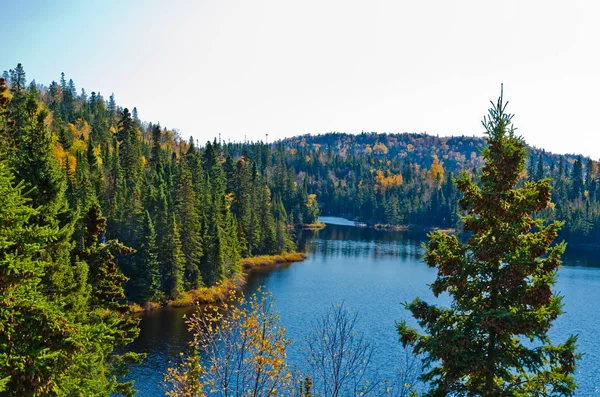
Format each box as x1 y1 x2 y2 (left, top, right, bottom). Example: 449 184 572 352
0 161 80 396
398 89 578 395
176 158 203 289
134 211 162 302
570 156 584 200
160 209 186 299
7 86 80 313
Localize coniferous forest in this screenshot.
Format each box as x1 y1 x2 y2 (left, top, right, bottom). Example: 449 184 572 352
0 64 316 395
0 63 593 395
275 133 600 245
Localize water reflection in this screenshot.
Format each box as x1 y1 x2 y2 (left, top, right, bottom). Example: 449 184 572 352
127 217 600 396
297 225 427 261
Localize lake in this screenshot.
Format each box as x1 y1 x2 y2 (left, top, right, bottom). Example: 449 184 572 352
126 216 600 396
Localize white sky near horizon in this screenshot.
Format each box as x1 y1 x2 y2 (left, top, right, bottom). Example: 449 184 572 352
2 0 600 157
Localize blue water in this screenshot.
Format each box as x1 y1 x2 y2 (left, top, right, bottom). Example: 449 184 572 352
126 217 600 396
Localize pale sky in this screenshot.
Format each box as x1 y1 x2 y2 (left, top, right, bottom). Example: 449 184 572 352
3 0 600 157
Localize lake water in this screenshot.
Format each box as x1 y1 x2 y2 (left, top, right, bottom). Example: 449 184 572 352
126 216 600 396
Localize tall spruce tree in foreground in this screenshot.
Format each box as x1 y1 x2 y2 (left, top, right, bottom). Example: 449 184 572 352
397 89 578 396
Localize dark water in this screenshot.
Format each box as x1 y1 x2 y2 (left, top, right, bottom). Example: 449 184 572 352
127 216 600 396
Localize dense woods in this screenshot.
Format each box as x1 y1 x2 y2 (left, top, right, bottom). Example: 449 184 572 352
273 132 600 245
0 64 312 395
0 63 587 395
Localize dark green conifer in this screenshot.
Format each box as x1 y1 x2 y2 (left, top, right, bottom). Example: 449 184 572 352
177 157 203 289
398 89 578 396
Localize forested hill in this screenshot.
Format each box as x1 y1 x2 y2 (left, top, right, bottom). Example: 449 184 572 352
0 64 319 394
279 132 583 174
266 132 600 245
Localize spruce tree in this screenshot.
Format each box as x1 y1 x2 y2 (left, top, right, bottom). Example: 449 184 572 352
7 84 80 313
70 204 144 396
160 209 186 299
570 156 584 200
176 157 203 289
0 161 80 396
202 205 225 287
398 90 578 396
134 211 162 302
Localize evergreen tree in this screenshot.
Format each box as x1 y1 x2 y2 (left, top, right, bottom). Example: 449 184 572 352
7 85 80 313
398 90 578 395
0 162 80 396
201 205 225 287
72 204 144 396
160 208 186 299
536 152 545 181
0 78 11 160
176 157 203 289
134 211 162 302
570 156 584 200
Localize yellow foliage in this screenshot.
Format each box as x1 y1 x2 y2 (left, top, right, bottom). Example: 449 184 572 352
427 155 445 185
305 155 312 162
53 144 76 175
92 144 103 165
373 142 388 154
70 119 91 140
307 193 317 207
374 170 403 193
166 290 292 396
70 138 86 154
407 143 414 152
364 146 373 154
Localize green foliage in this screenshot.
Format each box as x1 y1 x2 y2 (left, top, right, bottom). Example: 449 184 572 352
134 211 162 302
176 157 203 289
0 162 80 396
397 89 579 396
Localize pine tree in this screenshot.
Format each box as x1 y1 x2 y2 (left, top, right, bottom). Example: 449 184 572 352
536 152 545 181
72 204 144 396
202 205 225 287
134 211 162 302
176 157 203 289
7 86 80 313
398 89 578 395
0 161 80 396
160 209 186 299
570 156 584 200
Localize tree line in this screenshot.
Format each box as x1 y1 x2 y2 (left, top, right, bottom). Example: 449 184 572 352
272 132 600 245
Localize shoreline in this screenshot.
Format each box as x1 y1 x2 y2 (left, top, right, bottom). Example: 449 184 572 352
298 222 326 230
130 252 307 312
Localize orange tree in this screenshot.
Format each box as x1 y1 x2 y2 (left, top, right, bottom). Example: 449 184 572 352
397 89 578 396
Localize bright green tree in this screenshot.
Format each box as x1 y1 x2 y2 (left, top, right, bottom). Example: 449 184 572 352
397 89 578 396
66 204 144 396
0 162 81 396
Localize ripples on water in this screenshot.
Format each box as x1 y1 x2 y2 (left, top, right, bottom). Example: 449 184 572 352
127 217 600 396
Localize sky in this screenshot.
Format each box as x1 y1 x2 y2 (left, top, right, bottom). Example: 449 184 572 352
2 0 600 158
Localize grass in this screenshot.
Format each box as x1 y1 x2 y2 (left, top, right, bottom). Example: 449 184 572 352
299 222 326 230
168 277 243 307
239 252 307 271
132 252 307 310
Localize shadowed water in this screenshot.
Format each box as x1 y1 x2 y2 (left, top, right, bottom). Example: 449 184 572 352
126 217 600 396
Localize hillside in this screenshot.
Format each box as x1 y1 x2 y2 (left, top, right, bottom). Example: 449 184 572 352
259 132 600 245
